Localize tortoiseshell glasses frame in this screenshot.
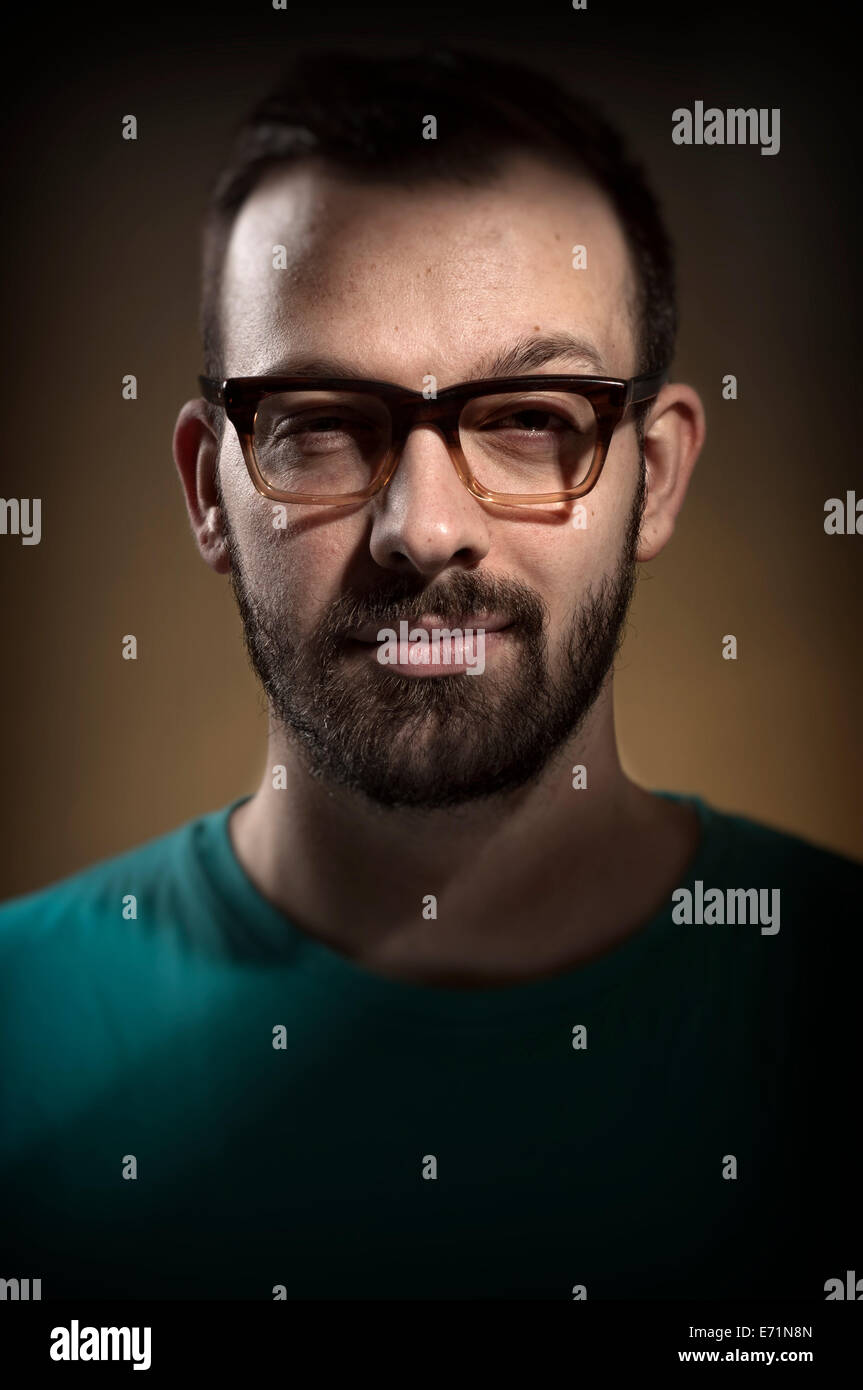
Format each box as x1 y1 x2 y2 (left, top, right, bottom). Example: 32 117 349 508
198 368 668 507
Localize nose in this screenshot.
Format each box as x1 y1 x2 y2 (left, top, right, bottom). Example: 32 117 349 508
367 424 491 577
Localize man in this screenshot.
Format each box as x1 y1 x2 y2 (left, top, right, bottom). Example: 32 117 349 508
1 46 859 1301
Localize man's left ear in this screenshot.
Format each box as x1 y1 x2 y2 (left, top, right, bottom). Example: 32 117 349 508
636 383 706 562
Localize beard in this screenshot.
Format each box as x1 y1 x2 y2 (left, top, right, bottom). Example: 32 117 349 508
220 464 646 811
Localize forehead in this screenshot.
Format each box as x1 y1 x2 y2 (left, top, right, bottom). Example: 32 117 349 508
219 151 639 382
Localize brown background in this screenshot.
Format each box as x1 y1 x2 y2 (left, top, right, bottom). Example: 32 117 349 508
1 1 860 898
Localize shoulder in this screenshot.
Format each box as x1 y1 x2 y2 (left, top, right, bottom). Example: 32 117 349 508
0 808 222 959
689 796 863 994
699 797 863 897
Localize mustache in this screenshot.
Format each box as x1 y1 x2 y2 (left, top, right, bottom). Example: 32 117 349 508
320 570 547 644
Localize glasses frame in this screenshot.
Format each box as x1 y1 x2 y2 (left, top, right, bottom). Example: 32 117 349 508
198 368 668 506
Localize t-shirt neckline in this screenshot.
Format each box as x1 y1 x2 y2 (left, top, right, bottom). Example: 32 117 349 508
197 789 720 1025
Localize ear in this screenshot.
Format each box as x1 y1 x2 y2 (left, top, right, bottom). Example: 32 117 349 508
636 383 706 562
173 399 231 575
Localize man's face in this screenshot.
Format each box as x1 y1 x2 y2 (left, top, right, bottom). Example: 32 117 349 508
216 152 646 810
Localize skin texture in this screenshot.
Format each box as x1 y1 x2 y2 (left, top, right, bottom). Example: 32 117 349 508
174 152 706 986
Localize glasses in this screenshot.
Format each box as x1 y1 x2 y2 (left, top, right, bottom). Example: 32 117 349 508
198 369 668 506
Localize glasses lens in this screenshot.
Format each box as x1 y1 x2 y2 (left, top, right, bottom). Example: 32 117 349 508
459 390 598 494
253 391 392 495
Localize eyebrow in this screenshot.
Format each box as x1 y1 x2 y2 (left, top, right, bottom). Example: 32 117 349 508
261 332 608 382
472 332 607 378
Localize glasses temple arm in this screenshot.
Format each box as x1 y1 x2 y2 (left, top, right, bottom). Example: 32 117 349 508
625 367 669 407
198 376 225 406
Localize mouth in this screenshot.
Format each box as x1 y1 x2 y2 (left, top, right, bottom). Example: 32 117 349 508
343 614 514 677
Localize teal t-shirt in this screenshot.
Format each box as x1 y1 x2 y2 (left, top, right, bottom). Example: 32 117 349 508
0 792 859 1300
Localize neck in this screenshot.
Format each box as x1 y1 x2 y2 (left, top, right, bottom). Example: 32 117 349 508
228 686 698 986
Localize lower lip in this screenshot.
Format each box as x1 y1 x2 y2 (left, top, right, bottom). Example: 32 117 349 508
346 628 511 676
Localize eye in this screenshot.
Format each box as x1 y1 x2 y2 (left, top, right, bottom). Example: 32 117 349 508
488 409 568 433
273 413 380 443
281 414 360 434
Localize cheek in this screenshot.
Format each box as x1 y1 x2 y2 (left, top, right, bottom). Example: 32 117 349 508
516 509 623 604
243 504 368 632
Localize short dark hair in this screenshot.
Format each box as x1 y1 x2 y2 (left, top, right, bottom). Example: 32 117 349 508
200 45 677 439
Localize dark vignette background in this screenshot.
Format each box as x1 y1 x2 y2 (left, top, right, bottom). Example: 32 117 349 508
0 0 859 897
